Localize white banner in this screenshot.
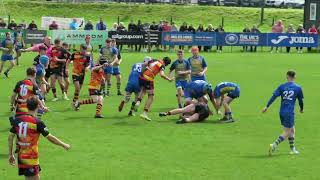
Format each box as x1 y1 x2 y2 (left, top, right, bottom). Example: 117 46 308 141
310 3 317 21
41 17 85 30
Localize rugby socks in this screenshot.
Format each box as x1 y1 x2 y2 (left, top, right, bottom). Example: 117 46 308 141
73 92 79 102
225 112 232 119
144 108 149 112
80 98 95 105
288 137 295 150
130 101 136 111
52 88 57 98
117 82 121 93
100 83 105 93
107 83 111 95
272 136 285 148
178 104 182 108
96 103 103 115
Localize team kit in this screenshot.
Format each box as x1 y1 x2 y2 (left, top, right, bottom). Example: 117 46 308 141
2 34 304 179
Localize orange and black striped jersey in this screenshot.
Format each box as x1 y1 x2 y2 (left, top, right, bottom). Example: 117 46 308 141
140 60 165 82
13 79 39 115
10 115 49 168
88 67 104 90
49 46 68 69
70 52 90 76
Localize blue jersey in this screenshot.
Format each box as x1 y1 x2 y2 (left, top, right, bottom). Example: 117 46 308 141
1 38 14 55
99 46 117 64
214 82 240 98
128 63 143 85
188 55 207 78
267 82 304 114
185 80 208 99
169 59 190 81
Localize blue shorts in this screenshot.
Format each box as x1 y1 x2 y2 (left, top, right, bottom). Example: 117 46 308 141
191 76 206 82
227 87 240 99
175 80 188 89
280 113 295 128
184 88 201 100
125 82 140 94
113 67 121 75
1 54 14 61
104 66 113 74
15 45 23 52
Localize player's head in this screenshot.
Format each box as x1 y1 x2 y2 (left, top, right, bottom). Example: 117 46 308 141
143 56 152 65
5 32 10 39
204 83 213 94
39 55 49 67
85 35 91 43
111 39 117 47
26 67 36 78
54 38 61 46
43 36 51 45
163 57 171 66
106 38 112 47
27 96 39 112
286 70 296 81
177 50 184 60
191 46 199 56
80 44 87 52
62 42 69 49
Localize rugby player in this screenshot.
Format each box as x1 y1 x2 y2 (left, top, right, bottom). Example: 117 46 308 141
62 42 71 96
184 80 215 107
74 62 112 118
10 67 48 120
169 50 191 108
188 46 207 82
132 57 173 121
0 32 15 78
13 25 25 66
84 35 94 68
67 44 91 104
48 39 69 101
8 96 70 180
34 47 50 100
111 39 123 96
98 38 118 97
263 70 304 155
159 101 210 124
213 82 240 123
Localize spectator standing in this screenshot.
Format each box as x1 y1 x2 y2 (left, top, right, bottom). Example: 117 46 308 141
111 23 118 31
162 21 171 51
197 24 205 51
150 21 159 31
19 20 27 30
0 18 7 29
69 19 79 30
307 24 318 52
286 24 295 53
179 22 188 50
49 21 59 30
27 20 38 30
96 18 107 49
204 24 214 52
270 20 284 53
136 20 144 52
84 20 94 30
250 25 260 52
296 24 305 53
242 25 251 52
117 22 126 31
215 25 225 53
128 20 137 51
8 19 17 30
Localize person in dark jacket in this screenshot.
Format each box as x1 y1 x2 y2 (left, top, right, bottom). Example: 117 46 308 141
27 20 38 30
84 20 94 30
197 24 205 51
215 25 225 53
242 25 251 52
179 22 188 50
8 19 17 30
250 25 260 52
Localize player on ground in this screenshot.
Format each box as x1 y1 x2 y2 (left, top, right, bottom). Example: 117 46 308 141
0 32 15 77
213 82 240 123
132 57 173 121
159 101 210 124
10 67 48 120
62 42 71 96
67 44 91 104
13 25 25 66
48 39 69 101
169 50 191 108
188 46 207 82
111 39 123 96
262 70 304 156
98 38 118 97
8 96 70 180
118 62 144 116
74 62 112 118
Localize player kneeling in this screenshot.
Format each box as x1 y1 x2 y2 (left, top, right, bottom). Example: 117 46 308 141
213 82 240 123
159 101 210 124
74 62 110 118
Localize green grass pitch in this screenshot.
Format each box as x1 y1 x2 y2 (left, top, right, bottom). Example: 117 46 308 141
0 50 320 179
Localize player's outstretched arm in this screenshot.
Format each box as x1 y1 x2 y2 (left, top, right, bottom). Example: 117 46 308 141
160 70 173 82
46 134 71 151
8 133 16 166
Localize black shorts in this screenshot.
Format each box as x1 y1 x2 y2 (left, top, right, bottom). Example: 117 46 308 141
89 89 102 96
45 68 51 79
50 68 63 77
195 104 209 121
72 75 85 85
18 165 41 177
139 78 154 90
63 67 69 78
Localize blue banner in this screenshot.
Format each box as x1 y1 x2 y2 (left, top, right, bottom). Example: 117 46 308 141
267 33 318 47
193 32 216 46
216 33 267 46
162 32 194 46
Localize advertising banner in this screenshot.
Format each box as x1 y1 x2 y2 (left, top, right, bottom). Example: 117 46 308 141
51 30 108 45
24 30 47 44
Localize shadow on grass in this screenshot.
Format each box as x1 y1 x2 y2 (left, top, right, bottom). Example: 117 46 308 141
112 121 143 126
0 154 8 159
240 153 287 159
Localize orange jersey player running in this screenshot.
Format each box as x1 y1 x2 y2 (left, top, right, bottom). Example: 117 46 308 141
8 96 70 180
66 44 91 105
74 62 112 118
131 57 173 121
